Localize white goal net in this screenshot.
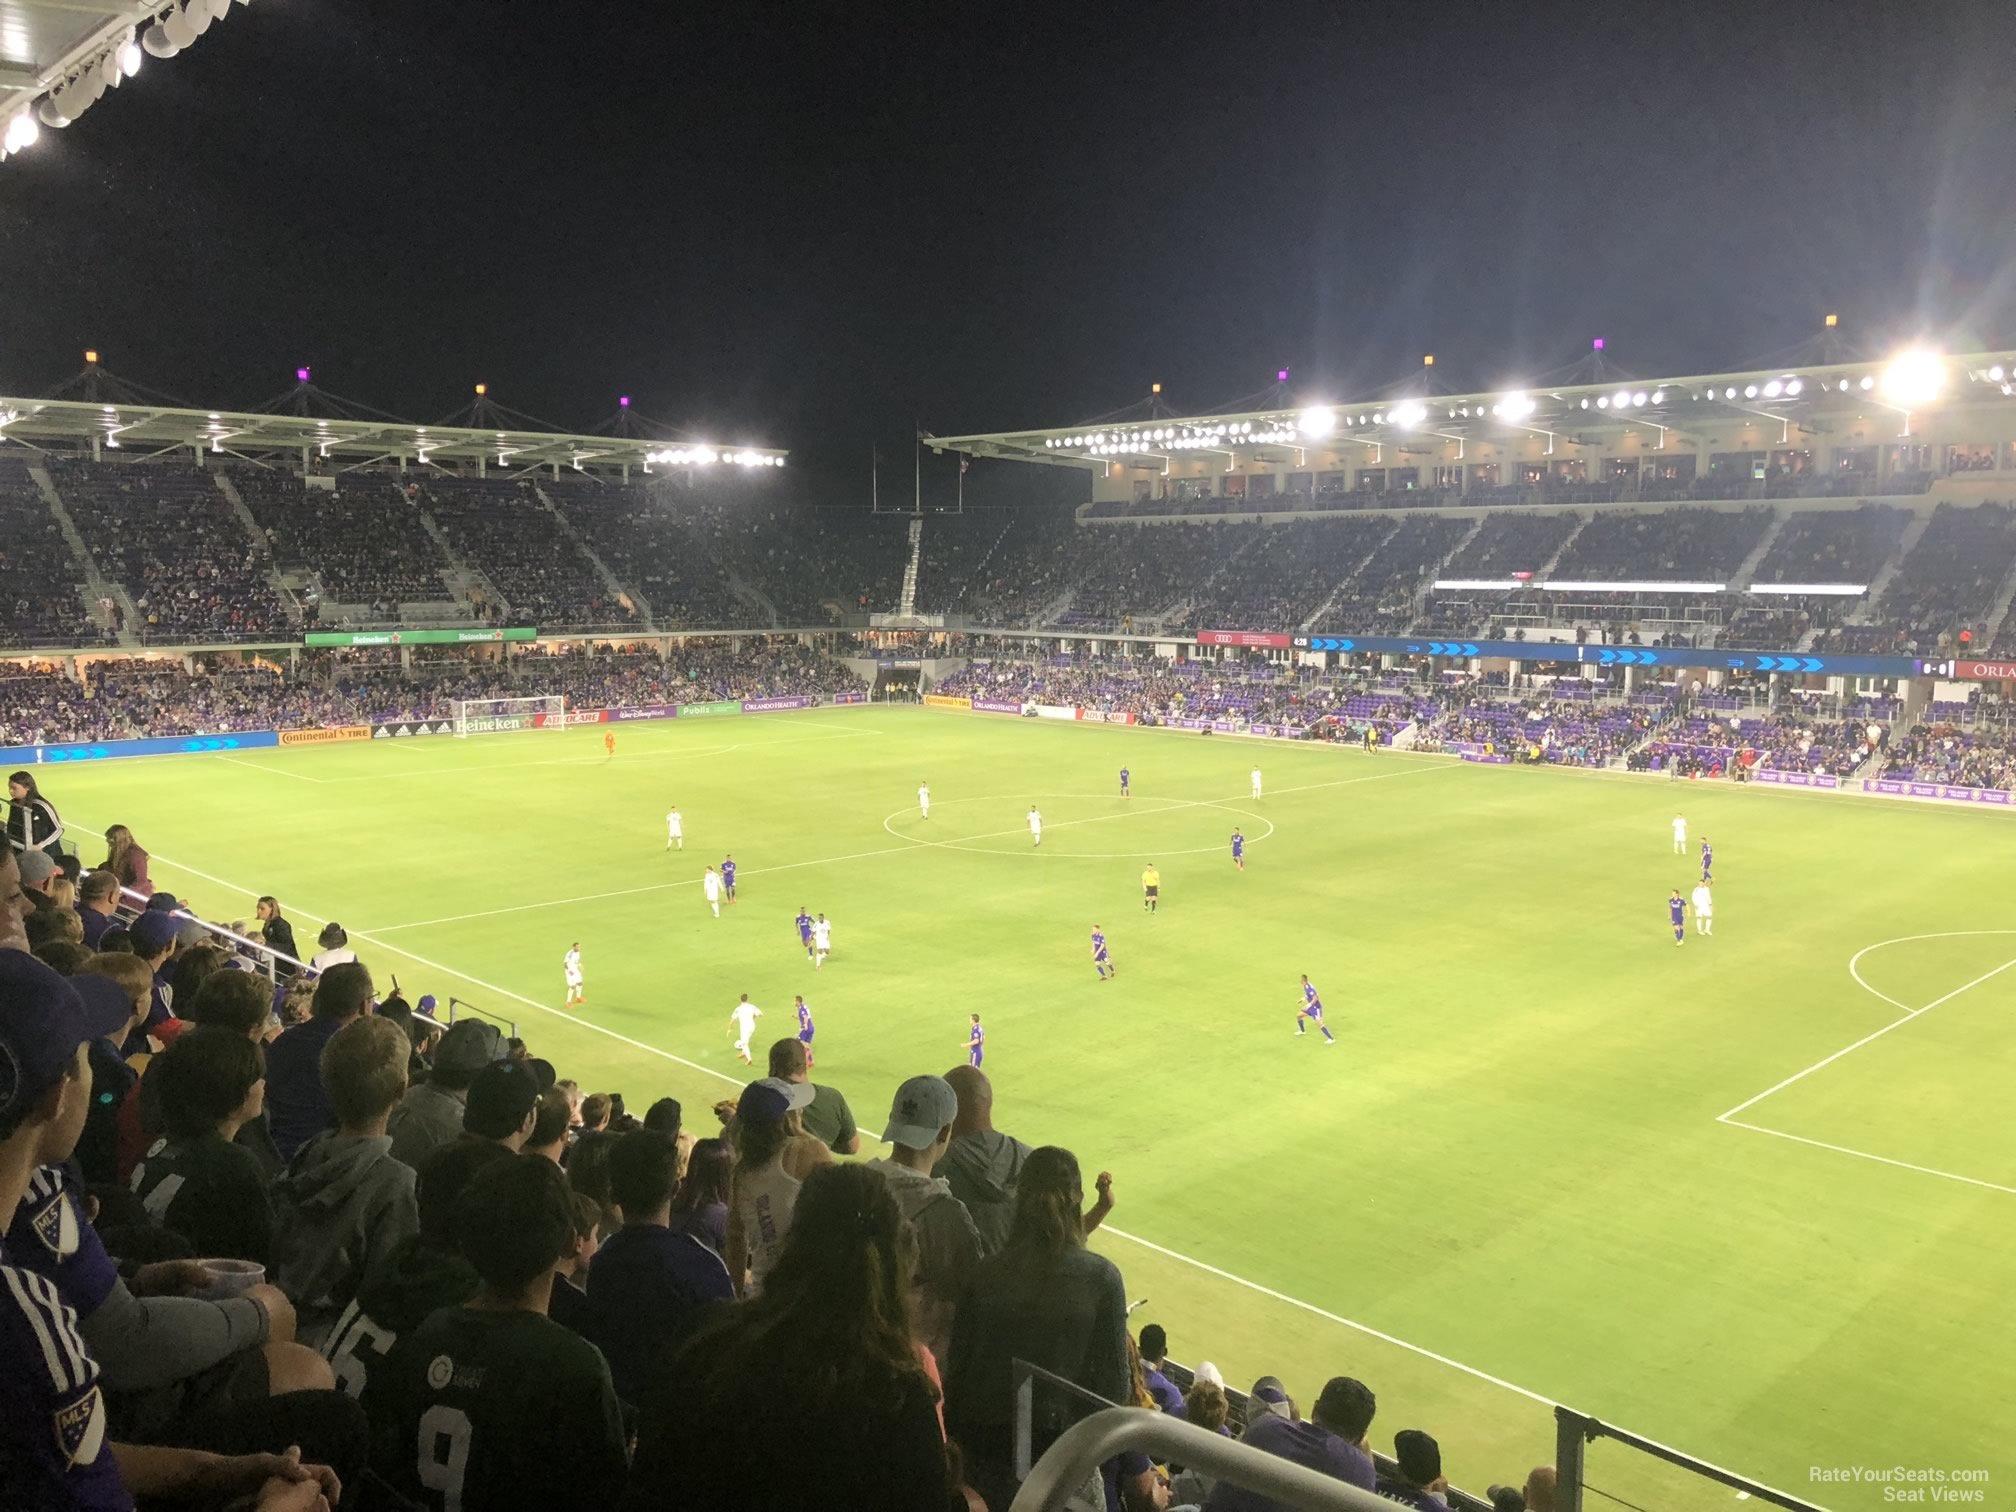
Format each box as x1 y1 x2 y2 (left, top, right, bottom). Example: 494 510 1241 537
449 695 567 737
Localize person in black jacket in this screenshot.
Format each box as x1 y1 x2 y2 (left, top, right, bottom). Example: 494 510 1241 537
256 896 301 974
5 770 63 861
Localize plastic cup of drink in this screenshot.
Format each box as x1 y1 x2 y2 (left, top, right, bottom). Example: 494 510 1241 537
197 1258 265 1300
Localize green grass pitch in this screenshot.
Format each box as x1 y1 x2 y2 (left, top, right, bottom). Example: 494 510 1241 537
53 705 2016 1505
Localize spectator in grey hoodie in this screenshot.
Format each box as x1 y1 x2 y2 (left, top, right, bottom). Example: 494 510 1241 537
941 1063 1114 1255
863 1073 981 1369
272 1015 419 1348
386 1018 501 1169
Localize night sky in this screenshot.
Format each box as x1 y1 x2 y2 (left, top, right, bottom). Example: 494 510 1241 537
4 0 2015 488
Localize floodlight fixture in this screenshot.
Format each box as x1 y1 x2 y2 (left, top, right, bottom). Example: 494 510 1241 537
1297 406 1336 438
1492 392 1537 421
142 23 178 57
1631 391 1648 406
1596 397 1609 409
1762 380 1782 398
162 7 196 48
1879 350 1945 406
1858 375 1875 391
1389 400 1428 429
3 112 39 152
1990 366 2006 383
1784 379 1802 396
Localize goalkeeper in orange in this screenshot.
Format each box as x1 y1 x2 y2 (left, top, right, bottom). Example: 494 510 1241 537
604 729 617 759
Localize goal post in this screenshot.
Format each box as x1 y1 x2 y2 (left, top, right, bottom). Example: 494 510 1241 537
449 695 567 737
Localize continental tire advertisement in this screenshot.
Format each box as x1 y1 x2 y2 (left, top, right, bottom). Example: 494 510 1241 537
280 726 373 746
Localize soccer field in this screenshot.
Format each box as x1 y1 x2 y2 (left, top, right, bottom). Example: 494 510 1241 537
53 705 2016 1506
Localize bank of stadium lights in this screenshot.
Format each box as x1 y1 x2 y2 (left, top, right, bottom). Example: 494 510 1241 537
1491 393 1537 421
645 447 783 467
2 2 247 160
1297 407 1336 439
1386 400 1428 430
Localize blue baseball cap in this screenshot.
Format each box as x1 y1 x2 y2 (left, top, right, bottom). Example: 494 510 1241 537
130 911 182 956
0 952 133 1124
736 1079 791 1124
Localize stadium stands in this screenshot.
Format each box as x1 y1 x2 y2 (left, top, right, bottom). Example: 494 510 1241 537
684 497 908 626
237 471 454 609
548 482 761 630
1550 506 1773 581
52 459 288 642
1820 502 2016 653
1314 515 1471 633
0 460 93 647
419 476 638 630
913 505 1081 622
1184 516 1402 630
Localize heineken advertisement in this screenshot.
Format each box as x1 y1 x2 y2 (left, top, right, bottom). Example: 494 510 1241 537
304 627 538 648
678 700 743 717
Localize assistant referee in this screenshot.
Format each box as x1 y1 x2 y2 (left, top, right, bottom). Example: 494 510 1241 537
1141 863 1160 914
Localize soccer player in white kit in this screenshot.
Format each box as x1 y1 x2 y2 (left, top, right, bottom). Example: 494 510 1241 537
1690 881 1713 936
918 782 930 820
666 805 683 850
1028 806 1042 846
703 865 722 917
728 993 762 1063
812 914 832 969
1672 814 1687 854
1251 766 1263 799
562 943 585 1008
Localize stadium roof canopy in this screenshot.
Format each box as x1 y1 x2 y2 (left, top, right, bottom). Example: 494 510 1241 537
925 351 2016 471
0 394 786 474
2 2 162 156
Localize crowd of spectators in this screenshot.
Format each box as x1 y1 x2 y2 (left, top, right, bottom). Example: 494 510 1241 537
0 461 94 647
1184 516 1400 631
2 854 1564 1511
0 642 866 744
53 460 288 642
556 482 766 629
238 474 452 610
1067 524 1244 627
419 477 639 631
1881 722 2016 789
681 493 908 626
1550 506 1773 582
1440 512 1580 580
1313 516 1472 634
1818 503 2016 654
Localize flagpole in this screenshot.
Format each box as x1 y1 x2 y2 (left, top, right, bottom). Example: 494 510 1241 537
957 456 965 512
913 424 922 514
872 447 879 512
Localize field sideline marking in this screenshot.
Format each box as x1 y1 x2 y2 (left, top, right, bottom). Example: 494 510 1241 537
303 726 882 784
211 753 326 784
360 761 1455 932
115 833 1572 1418
1717 931 2016 1196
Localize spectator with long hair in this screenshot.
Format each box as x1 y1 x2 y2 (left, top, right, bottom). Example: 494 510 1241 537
255 895 300 973
623 1163 954 1512
668 1135 731 1254
102 823 151 896
725 1079 826 1295
944 1145 1130 1511
5 770 63 861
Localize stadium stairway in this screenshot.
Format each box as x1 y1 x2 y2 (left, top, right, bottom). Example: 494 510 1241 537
898 517 924 617
28 461 138 645
1533 511 1591 578
1976 557 2016 649
536 483 654 629
1729 507 1789 590
417 502 509 619
1409 515 1488 620
726 566 781 627
1299 517 1402 631
1849 508 1935 624
213 471 302 626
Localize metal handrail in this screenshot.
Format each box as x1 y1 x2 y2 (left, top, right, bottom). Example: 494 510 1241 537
1009 1408 1396 1512
1555 1406 1828 1512
109 880 310 981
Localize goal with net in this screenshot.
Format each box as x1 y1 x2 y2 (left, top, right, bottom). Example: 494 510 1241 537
449 695 567 737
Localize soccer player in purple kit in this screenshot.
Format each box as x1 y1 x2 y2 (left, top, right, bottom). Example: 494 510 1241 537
1669 888 1687 945
795 906 815 960
1231 827 1246 871
1699 838 1713 883
721 854 738 904
1119 766 1130 800
968 1013 985 1067
794 994 816 1068
1296 974 1336 1043
1092 925 1115 980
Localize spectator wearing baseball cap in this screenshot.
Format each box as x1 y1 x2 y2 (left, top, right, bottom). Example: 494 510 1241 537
1378 1429 1451 1512
459 1059 542 1150
865 1073 981 1369
767 1036 859 1154
386 1018 502 1169
0 953 355 1502
1204 1375 1377 1512
16 845 57 895
725 1077 827 1297
129 907 183 1037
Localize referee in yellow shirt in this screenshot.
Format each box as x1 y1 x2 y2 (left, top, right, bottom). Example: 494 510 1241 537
1141 863 1161 914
